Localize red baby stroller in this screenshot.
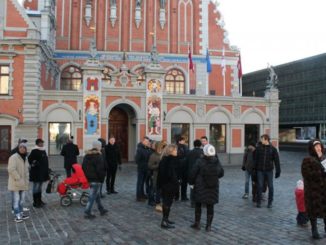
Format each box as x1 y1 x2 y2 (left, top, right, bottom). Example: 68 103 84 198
57 164 89 207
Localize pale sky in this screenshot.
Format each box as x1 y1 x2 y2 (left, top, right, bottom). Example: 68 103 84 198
18 0 326 74
217 0 326 73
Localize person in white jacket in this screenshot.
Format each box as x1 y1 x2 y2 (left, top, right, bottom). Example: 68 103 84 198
8 142 30 223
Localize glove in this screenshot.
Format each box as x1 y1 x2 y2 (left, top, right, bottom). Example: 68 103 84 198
275 172 280 179
241 166 246 171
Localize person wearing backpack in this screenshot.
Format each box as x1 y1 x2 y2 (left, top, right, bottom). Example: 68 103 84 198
188 144 224 232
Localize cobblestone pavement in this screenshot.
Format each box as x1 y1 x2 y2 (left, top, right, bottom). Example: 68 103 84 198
1 151 326 244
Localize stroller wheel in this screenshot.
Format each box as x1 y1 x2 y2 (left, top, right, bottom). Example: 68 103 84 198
80 193 89 206
60 196 72 207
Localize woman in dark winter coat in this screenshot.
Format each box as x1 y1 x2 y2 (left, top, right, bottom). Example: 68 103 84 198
157 144 179 229
82 141 108 219
189 144 224 232
301 139 326 239
28 138 49 208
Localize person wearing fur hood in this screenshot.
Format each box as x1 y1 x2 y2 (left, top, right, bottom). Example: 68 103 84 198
82 141 108 219
28 138 50 208
301 139 326 239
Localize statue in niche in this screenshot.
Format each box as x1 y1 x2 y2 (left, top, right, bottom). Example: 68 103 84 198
266 64 278 89
89 38 97 58
136 0 142 7
160 0 166 8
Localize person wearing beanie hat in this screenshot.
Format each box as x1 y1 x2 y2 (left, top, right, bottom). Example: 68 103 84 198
10 138 28 156
301 138 326 239
241 142 256 200
189 144 224 232
8 143 30 222
82 141 108 219
60 136 80 177
28 138 50 208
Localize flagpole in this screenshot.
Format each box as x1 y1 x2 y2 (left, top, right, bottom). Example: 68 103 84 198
222 47 226 96
188 42 190 94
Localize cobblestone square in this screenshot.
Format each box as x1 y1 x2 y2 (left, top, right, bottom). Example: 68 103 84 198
1 151 325 244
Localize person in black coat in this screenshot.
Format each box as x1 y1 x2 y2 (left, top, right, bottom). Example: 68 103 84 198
60 136 80 177
186 139 203 207
105 136 122 194
176 136 189 201
28 138 50 208
189 144 224 232
82 141 108 219
157 144 179 229
135 136 152 201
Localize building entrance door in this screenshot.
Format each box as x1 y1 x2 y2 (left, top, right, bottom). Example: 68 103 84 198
0 126 11 164
244 124 260 147
109 107 128 162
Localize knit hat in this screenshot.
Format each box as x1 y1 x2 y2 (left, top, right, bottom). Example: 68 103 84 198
18 142 27 149
92 140 102 150
296 180 304 190
203 144 216 157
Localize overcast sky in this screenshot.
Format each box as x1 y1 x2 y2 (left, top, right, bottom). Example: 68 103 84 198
18 0 326 74
217 0 326 73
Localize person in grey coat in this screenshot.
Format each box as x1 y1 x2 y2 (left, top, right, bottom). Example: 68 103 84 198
189 144 224 232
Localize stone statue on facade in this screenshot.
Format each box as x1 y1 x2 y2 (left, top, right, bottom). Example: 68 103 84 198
136 0 142 7
110 0 116 6
89 38 97 59
160 0 166 8
266 64 278 89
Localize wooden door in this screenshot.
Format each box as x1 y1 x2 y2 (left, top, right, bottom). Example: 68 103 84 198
0 126 11 164
109 108 128 162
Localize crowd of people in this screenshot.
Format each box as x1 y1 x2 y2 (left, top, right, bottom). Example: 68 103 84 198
6 133 326 239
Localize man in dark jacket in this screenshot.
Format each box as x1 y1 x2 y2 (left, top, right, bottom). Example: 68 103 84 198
82 141 108 219
105 136 122 194
135 136 152 201
186 139 203 207
60 136 80 177
254 134 281 208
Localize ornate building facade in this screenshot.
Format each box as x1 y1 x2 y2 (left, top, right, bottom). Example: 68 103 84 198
0 0 280 163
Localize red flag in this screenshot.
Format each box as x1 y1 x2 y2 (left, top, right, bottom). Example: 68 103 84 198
237 54 242 80
188 46 194 72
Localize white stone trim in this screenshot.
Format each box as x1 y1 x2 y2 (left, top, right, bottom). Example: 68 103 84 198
165 105 198 123
199 0 209 55
40 103 79 122
205 106 234 123
240 108 266 124
104 98 141 120
10 0 36 29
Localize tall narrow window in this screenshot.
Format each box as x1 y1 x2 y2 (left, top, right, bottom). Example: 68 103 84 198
165 69 185 94
0 65 9 95
60 66 82 91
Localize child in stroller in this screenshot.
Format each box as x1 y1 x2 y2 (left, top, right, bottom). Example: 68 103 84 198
57 164 89 207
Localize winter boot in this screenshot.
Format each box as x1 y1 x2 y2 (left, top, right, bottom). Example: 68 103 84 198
166 206 175 225
205 215 214 232
190 206 201 230
161 206 174 229
39 193 46 206
310 218 321 239
33 193 41 208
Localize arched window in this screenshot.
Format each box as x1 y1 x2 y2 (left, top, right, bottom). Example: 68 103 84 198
60 66 82 90
135 67 145 85
102 66 114 84
165 69 185 94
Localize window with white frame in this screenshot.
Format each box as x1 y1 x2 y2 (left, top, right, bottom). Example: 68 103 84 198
0 65 9 95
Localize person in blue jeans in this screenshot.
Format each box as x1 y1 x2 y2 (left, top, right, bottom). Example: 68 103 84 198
254 134 281 208
8 143 30 223
82 141 108 219
241 142 256 199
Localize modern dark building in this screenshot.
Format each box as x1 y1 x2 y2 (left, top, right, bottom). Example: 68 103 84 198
242 53 326 149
